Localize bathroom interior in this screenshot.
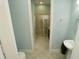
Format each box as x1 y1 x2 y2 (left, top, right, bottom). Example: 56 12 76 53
32 0 50 38
0 0 79 59
31 0 50 52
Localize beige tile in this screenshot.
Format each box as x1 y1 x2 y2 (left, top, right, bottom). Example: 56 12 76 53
26 36 66 59
35 54 49 59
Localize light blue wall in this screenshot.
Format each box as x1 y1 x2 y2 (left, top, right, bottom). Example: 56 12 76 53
66 0 78 40
8 0 32 50
51 0 72 49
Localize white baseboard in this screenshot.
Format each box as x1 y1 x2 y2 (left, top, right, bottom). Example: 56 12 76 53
49 49 61 53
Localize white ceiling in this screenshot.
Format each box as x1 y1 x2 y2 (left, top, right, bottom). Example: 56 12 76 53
32 0 50 5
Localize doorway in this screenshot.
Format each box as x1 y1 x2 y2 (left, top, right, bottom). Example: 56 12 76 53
31 0 50 51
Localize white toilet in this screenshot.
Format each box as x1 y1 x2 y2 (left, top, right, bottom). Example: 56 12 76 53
18 52 26 59
63 40 74 59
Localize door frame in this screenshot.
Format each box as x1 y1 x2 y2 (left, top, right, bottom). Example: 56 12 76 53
49 0 54 52
28 0 53 52
28 0 34 50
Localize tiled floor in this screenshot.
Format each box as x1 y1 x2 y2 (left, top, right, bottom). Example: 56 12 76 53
26 36 66 59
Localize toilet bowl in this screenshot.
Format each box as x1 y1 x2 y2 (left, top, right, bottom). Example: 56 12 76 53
18 52 26 59
63 40 74 59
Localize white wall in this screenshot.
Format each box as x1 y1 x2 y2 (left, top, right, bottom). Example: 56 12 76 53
71 0 79 59
50 0 72 50
0 0 18 59
71 23 79 59
8 0 32 51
